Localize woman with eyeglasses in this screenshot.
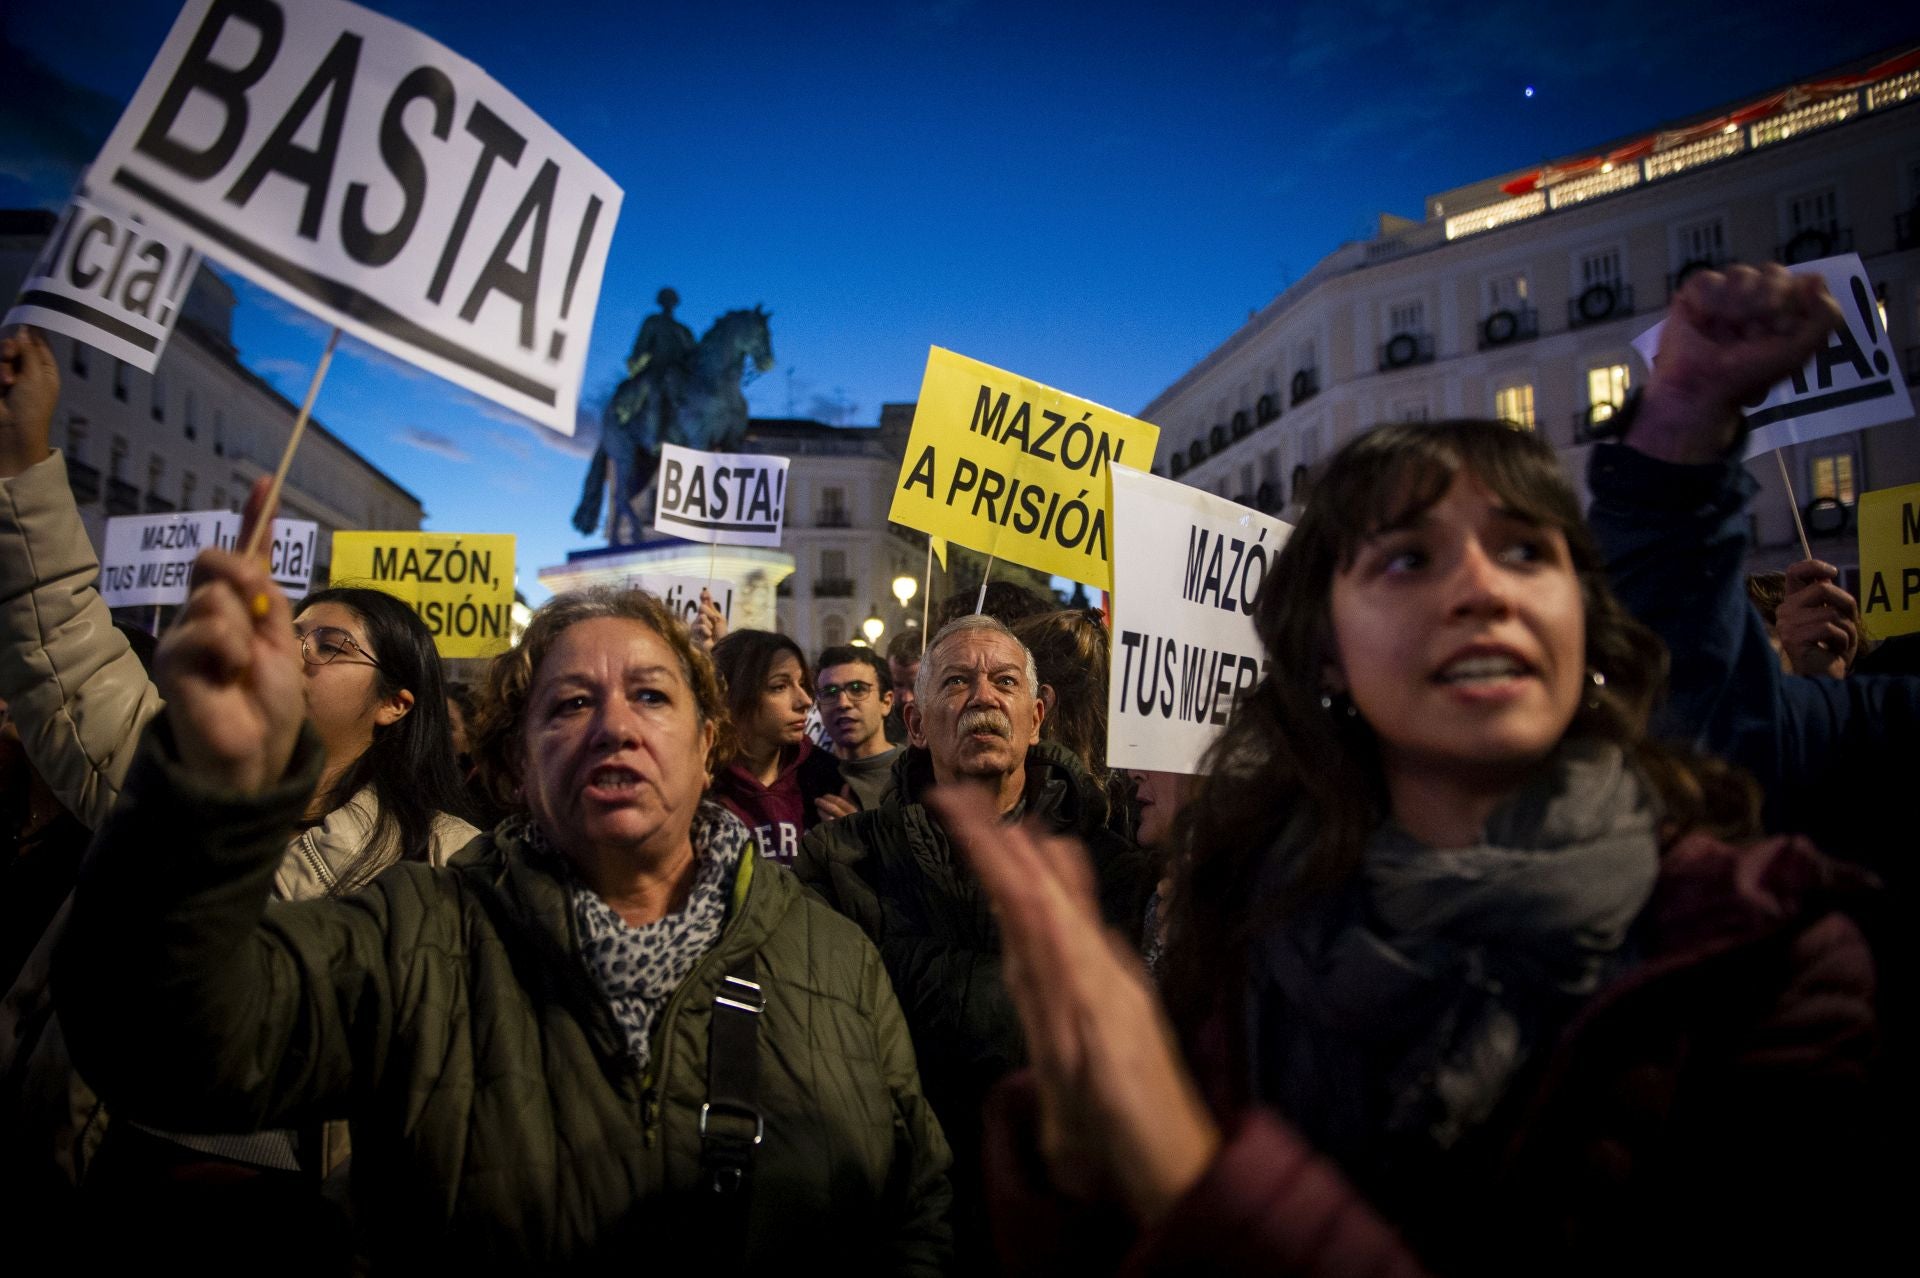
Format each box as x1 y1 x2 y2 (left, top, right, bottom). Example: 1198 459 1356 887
707 629 845 862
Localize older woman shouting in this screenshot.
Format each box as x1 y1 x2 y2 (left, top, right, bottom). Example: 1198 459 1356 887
55 567 952 1272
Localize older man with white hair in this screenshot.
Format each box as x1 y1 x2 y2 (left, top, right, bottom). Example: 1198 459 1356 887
797 613 1148 1268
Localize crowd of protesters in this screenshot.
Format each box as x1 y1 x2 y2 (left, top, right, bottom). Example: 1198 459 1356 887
0 262 1908 1274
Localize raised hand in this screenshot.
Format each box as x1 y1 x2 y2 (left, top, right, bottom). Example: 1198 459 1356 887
0 327 58 478
155 478 305 794
1776 559 1861 678
814 787 859 822
1630 264 1842 463
929 786 1220 1224
690 587 728 652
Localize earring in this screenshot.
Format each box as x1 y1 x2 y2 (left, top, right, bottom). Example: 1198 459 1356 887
1319 690 1359 718
1585 668 1606 709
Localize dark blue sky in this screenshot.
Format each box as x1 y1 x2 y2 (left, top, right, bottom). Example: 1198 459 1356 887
6 0 1917 593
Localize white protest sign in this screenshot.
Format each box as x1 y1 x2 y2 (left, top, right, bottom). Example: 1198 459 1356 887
4 190 199 372
654 443 790 547
1632 254 1913 457
90 0 622 435
100 509 318 608
628 573 736 628
1106 466 1290 774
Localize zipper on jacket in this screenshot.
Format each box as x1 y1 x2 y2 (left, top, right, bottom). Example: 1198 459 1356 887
297 831 337 892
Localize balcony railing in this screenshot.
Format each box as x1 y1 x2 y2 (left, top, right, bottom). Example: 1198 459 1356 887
815 510 851 528
1568 282 1635 329
1477 307 1538 351
813 577 855 598
68 459 100 505
144 494 177 514
1377 332 1435 372
1776 225 1853 265
106 478 141 516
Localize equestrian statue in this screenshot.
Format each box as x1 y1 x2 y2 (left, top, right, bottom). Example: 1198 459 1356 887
573 288 775 544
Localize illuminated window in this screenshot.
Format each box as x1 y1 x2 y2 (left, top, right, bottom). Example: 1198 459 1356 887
1586 364 1631 420
1494 383 1536 430
1810 452 1857 505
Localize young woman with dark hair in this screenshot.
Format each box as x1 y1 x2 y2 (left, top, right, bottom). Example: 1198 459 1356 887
938 270 1884 1276
706 628 842 862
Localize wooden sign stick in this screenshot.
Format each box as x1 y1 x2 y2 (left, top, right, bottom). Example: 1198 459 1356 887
1774 449 1815 562
243 326 341 562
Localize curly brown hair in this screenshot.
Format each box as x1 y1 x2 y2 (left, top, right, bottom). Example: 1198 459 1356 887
1012 608 1111 783
471 589 732 812
1161 419 1759 1046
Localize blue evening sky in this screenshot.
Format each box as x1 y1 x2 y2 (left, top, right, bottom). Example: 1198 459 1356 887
6 1 1917 598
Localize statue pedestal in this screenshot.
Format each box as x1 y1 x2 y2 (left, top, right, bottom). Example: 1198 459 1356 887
537 540 794 633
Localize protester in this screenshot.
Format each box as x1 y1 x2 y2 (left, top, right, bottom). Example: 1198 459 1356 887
945 405 1881 1273
1012 609 1112 785
1127 767 1197 977
813 643 903 811
56 578 954 1271
797 614 1148 1268
0 327 477 1264
706 629 843 860
931 580 1053 631
885 628 924 743
1587 265 1920 884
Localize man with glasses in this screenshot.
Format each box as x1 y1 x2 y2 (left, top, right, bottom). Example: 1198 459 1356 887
812 644 902 811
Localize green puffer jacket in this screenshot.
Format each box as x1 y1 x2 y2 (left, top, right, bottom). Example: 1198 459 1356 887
57 725 954 1274
794 742 1148 1186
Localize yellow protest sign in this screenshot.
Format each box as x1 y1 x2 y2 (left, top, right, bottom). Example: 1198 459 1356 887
330 532 516 657
888 348 1160 590
1858 483 1920 640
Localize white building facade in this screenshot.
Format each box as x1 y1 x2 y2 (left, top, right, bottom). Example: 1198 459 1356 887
1 209 427 605
1144 49 1920 584
753 406 925 662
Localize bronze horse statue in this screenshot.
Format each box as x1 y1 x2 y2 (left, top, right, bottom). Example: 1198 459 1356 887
574 306 775 544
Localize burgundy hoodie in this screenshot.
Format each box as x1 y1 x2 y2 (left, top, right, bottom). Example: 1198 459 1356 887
709 738 841 864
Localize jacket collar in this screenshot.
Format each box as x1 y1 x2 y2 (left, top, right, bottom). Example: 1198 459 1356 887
887 739 1107 835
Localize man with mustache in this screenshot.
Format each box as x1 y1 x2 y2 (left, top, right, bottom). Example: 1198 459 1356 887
797 614 1148 1267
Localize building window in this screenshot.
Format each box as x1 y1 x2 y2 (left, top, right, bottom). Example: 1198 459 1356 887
181 472 197 509
151 374 166 422
1809 450 1858 505
112 361 129 401
1578 247 1623 289
1494 383 1536 430
109 436 128 482
147 454 164 494
1674 216 1726 267
185 391 198 440
1785 187 1838 236
1392 398 1429 423
66 417 89 464
213 411 227 457
818 486 848 526
1586 364 1630 420
212 486 227 511
1485 272 1529 312
1387 299 1426 336
820 615 847 648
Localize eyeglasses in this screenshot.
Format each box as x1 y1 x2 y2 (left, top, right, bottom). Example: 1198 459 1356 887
816 680 877 704
297 625 382 671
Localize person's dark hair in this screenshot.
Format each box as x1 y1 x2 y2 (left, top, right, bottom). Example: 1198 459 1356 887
709 630 810 747
1012 609 1110 782
298 586 474 892
814 644 891 694
471 589 730 812
1746 571 1787 627
1162 419 1760 1046
885 628 924 665
932 581 1053 631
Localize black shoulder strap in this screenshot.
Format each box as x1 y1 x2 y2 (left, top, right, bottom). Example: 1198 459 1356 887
699 954 764 1201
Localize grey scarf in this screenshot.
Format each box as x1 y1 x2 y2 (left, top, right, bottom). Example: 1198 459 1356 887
529 802 748 1072
1250 739 1660 1196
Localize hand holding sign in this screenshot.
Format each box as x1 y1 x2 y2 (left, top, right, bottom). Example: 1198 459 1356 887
1629 263 1842 463
1775 559 1860 678
0 327 58 478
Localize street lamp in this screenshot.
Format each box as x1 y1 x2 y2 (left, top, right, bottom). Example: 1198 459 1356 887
892 574 917 609
861 607 886 646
